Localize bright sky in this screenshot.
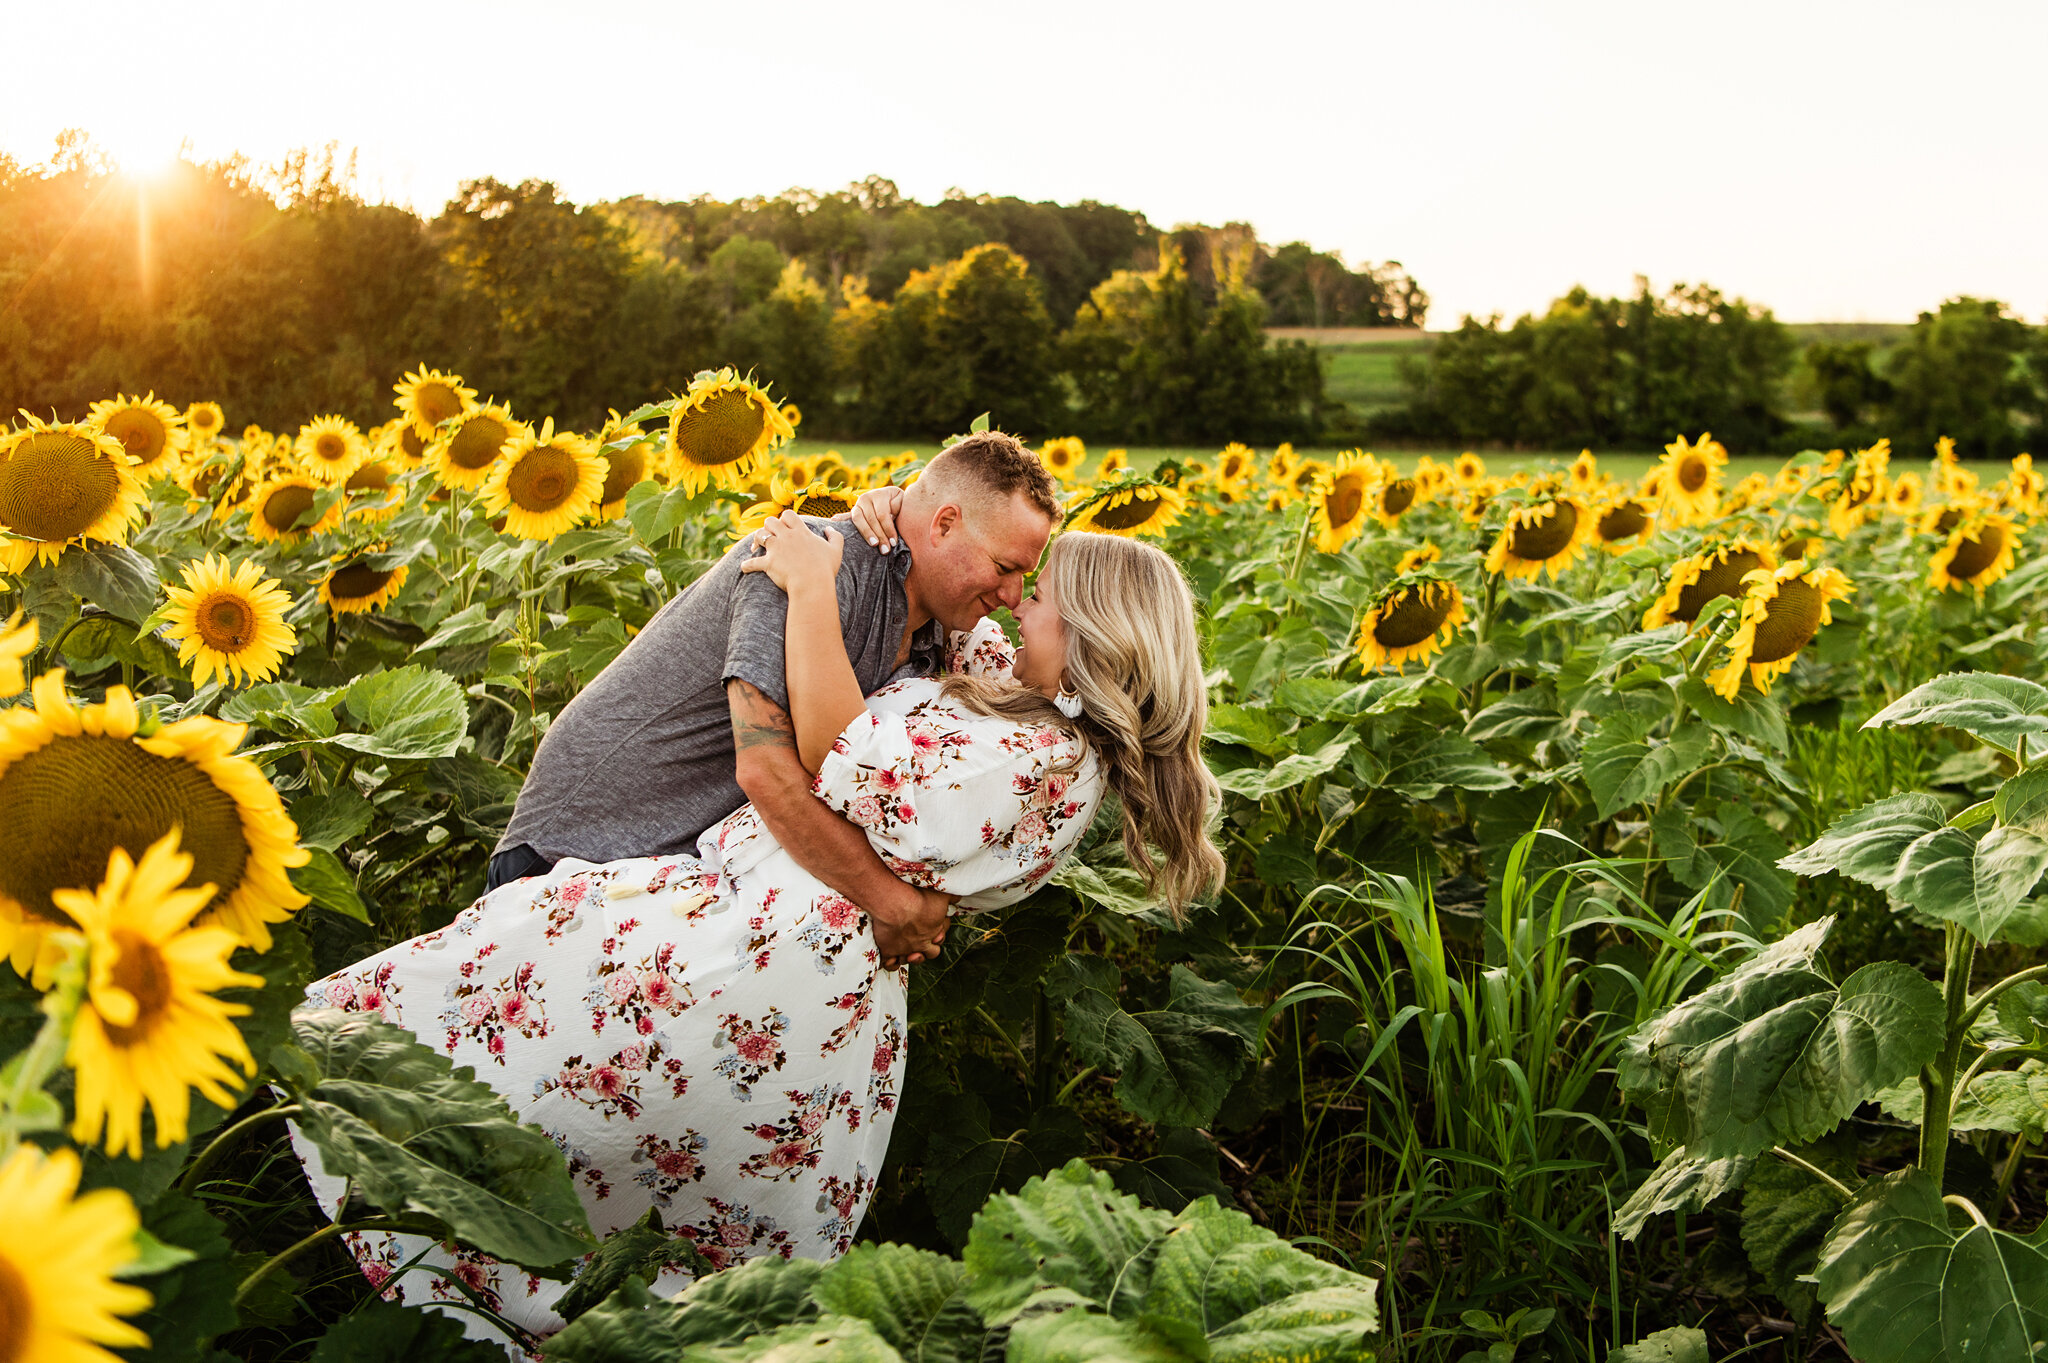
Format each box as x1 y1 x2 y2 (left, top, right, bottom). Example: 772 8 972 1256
8 0 2044 327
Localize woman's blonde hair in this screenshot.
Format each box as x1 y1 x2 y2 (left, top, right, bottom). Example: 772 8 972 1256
942 532 1224 915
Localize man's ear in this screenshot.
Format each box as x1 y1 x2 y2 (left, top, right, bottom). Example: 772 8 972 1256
928 503 962 540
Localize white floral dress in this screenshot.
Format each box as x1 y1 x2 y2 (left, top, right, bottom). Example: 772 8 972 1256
290 621 1100 1353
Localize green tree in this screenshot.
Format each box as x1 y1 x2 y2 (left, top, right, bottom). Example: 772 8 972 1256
1802 341 1892 430
721 260 836 425
1880 297 2036 460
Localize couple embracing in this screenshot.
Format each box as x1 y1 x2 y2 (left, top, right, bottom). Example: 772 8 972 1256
291 431 1223 1348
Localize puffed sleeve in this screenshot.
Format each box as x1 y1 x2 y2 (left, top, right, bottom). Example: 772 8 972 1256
811 695 1102 913
945 617 1017 680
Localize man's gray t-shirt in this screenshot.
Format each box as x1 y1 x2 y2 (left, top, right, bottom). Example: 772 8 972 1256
497 521 945 865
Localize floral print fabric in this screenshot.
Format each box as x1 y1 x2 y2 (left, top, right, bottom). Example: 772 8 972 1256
289 620 1100 1355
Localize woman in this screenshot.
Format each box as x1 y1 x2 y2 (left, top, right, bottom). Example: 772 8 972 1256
291 513 1221 1352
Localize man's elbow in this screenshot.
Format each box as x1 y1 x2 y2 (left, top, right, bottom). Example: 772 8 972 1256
735 745 803 809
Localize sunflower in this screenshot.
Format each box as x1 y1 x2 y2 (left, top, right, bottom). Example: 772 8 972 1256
1356 578 1468 672
393 366 478 440
1485 495 1593 580
0 419 149 572
1567 450 1601 494
376 416 430 469
1707 561 1853 700
1 610 35 695
781 402 802 430
2002 453 2042 518
1593 496 1656 553
1928 511 2018 592
1068 483 1187 538
1288 459 1332 504
1826 440 1892 537
1413 456 1451 501
343 458 406 524
1098 448 1130 478
1778 521 1825 563
244 475 342 543
1311 453 1377 553
185 401 226 446
0 1144 153 1361
1887 469 1924 516
1396 542 1442 575
1263 489 1291 514
1642 539 1779 629
1656 432 1725 526
1458 478 1503 527
87 393 188 481
1722 472 1772 515
0 671 307 971
318 547 409 616
1215 443 1256 489
666 369 795 496
1452 452 1487 487
479 427 605 541
595 430 659 521
1040 437 1086 484
162 555 296 688
1370 471 1421 527
1931 435 1966 498
63 831 265 1157
287 415 366 486
1266 443 1299 485
429 404 525 493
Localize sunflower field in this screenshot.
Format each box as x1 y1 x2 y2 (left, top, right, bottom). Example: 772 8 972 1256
4 364 2048 1363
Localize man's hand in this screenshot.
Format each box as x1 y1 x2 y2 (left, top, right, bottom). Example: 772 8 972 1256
873 884 953 970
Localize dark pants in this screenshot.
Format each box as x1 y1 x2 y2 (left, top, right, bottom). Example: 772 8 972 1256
486 843 554 894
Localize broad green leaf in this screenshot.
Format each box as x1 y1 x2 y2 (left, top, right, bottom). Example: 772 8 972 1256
1816 1168 2048 1363
289 847 370 924
339 665 470 759
1678 676 1790 752
1213 736 1356 801
1620 921 1945 1158
1608 1328 1708 1363
414 603 499 653
1109 1128 1233 1211
1046 959 1260 1127
1865 672 2048 752
1004 1311 1184 1363
220 681 343 738
909 894 1068 1025
556 1206 713 1323
1206 703 1292 755
52 542 160 622
1612 1147 1755 1240
1053 862 1159 918
667 1256 827 1346
543 1277 693 1363
1270 677 1362 721
1780 793 1947 889
1145 1197 1377 1354
921 1104 1089 1247
306 1296 510 1363
1464 691 1565 743
279 1010 594 1266
1581 715 1710 819
1206 1286 1383 1363
1740 1142 1857 1324
120 1190 241 1363
59 614 183 677
813 1244 991 1363
697 1315 907 1362
1380 733 1514 799
1875 1065 2048 1137
289 786 375 852
962 1160 1175 1322
1598 625 1689 671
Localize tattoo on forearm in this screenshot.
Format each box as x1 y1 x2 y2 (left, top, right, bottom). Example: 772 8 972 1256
730 682 797 750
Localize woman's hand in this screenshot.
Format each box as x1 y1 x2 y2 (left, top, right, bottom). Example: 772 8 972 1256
843 484 905 554
740 510 843 592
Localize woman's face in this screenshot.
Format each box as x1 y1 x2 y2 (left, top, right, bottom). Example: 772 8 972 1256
1012 569 1069 697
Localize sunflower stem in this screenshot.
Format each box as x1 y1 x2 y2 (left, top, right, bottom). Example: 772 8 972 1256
176 1102 304 1193
0 936 87 1159
235 1218 396 1308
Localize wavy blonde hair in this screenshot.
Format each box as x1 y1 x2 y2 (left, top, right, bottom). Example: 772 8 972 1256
942 532 1223 915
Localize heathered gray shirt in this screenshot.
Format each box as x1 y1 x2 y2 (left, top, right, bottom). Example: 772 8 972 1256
497 520 946 865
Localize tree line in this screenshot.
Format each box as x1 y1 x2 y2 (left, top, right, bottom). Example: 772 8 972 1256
0 138 1424 443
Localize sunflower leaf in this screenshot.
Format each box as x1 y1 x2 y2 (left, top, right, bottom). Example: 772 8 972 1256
1581 714 1710 818
52 543 160 623
1865 672 2048 753
337 665 469 760
1613 1146 1755 1240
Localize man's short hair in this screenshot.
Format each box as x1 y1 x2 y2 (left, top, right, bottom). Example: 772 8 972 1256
922 431 1063 525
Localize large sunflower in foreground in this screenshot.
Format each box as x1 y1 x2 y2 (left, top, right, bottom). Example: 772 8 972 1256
64 832 264 1157
1928 511 2018 592
318 547 409 616
666 369 795 496
1356 578 1468 672
1643 539 1778 629
245 475 342 543
0 419 148 572
0 1144 152 1361
393 366 478 440
1485 496 1593 580
1707 561 1853 700
1068 482 1187 538
479 427 606 540
0 610 35 695
293 415 371 485
87 392 188 481
429 404 525 493
163 554 296 687
1312 453 1376 553
1592 496 1656 553
0 672 308 972
1655 433 1726 526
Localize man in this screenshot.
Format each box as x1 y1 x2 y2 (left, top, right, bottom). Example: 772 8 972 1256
490 430 1061 963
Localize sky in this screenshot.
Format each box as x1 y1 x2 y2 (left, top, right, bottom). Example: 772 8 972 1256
6 0 2044 327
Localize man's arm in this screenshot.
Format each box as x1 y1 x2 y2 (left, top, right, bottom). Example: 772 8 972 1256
728 679 950 964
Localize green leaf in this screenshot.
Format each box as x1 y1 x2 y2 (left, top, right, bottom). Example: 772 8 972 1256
1875 1064 2048 1137
219 681 342 738
1741 1143 1857 1323
543 1278 693 1363
921 1104 1089 1247
289 787 375 852
278 1010 595 1266
1004 1311 1184 1363
306 1296 511 1363
2000 766 2048 831
1780 793 1948 889
1678 676 1790 751
626 482 707 544
666 1256 828 1345
1212 736 1356 801
289 847 370 924
1378 732 1514 799
1046 959 1260 1127
908 893 1067 1025
58 615 183 678
1620 920 1946 1158
1612 1147 1755 1240
414 603 500 653
556 1206 714 1323
696 1315 907 1361
1598 625 1689 671
339 665 470 759
52 542 160 622
1146 1198 1376 1344
1109 1128 1233 1211
1052 862 1160 918
961 1160 1175 1322
1581 715 1710 819
120 1190 241 1363
1866 672 2048 752
1816 1168 2048 1363
1206 704 1292 756
1464 691 1566 743
813 1244 991 1363
1607 1328 1708 1363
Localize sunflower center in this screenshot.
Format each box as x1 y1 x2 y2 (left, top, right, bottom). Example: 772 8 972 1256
104 928 176 1046
1327 476 1365 528
1507 502 1579 561
1749 577 1827 664
197 592 258 650
1091 493 1164 531
447 416 512 471
1223 456 1245 480
416 383 463 428
259 484 315 533
1379 479 1416 517
1673 549 1764 622
673 392 766 468
329 564 397 601
0 735 249 928
106 410 169 465
1933 507 1964 534
1374 588 1453 648
601 446 648 505
0 1256 28 1363
0 433 121 541
1846 480 1873 509
1948 524 2008 580
1598 501 1649 541
313 434 347 464
399 427 426 461
508 447 579 511
1679 455 1708 492
345 462 390 494
190 464 224 497
796 492 854 517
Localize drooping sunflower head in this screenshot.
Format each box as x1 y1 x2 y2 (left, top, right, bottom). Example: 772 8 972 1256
1929 511 2018 593
1567 449 1601 493
1826 440 1892 536
62 831 266 1157
342 458 406 524
1396 542 1442 575
163 554 296 688
293 415 370 486
665 369 796 495
393 366 478 439
1452 452 1487 487
1216 443 1255 488
1485 495 1593 580
595 430 659 520
1098 448 1130 479
0 418 148 571
244 475 341 543
1887 469 1925 516
1643 538 1780 629
1656 432 1726 526
1290 458 1332 498
185 401 226 444
1068 482 1187 539
1932 434 1964 494
1707 560 1854 700
0 1144 153 1358
318 546 410 616
1371 471 1420 527
1778 520 1825 563
1312 452 1377 553
479 428 605 541
427 404 524 493
0 672 308 973
1040 436 1086 484
1593 496 1657 553
87 393 188 480
1356 577 1468 673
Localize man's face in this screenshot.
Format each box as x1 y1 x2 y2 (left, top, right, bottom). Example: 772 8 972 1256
916 492 1053 633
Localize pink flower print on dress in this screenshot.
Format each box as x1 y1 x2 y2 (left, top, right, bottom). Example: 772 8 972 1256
499 992 534 1027
714 1008 790 1099
461 993 495 1024
821 899 859 931
1015 811 1048 844
588 1066 624 1100
641 972 680 1010
604 971 638 1006
617 1042 648 1071
849 794 884 828
324 979 355 1008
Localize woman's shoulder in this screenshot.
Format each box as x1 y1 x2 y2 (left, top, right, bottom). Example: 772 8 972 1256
945 617 1016 679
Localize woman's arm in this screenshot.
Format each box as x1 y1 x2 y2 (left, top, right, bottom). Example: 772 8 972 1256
739 511 868 774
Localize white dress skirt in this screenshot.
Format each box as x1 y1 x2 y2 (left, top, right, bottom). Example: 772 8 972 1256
290 624 1101 1353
